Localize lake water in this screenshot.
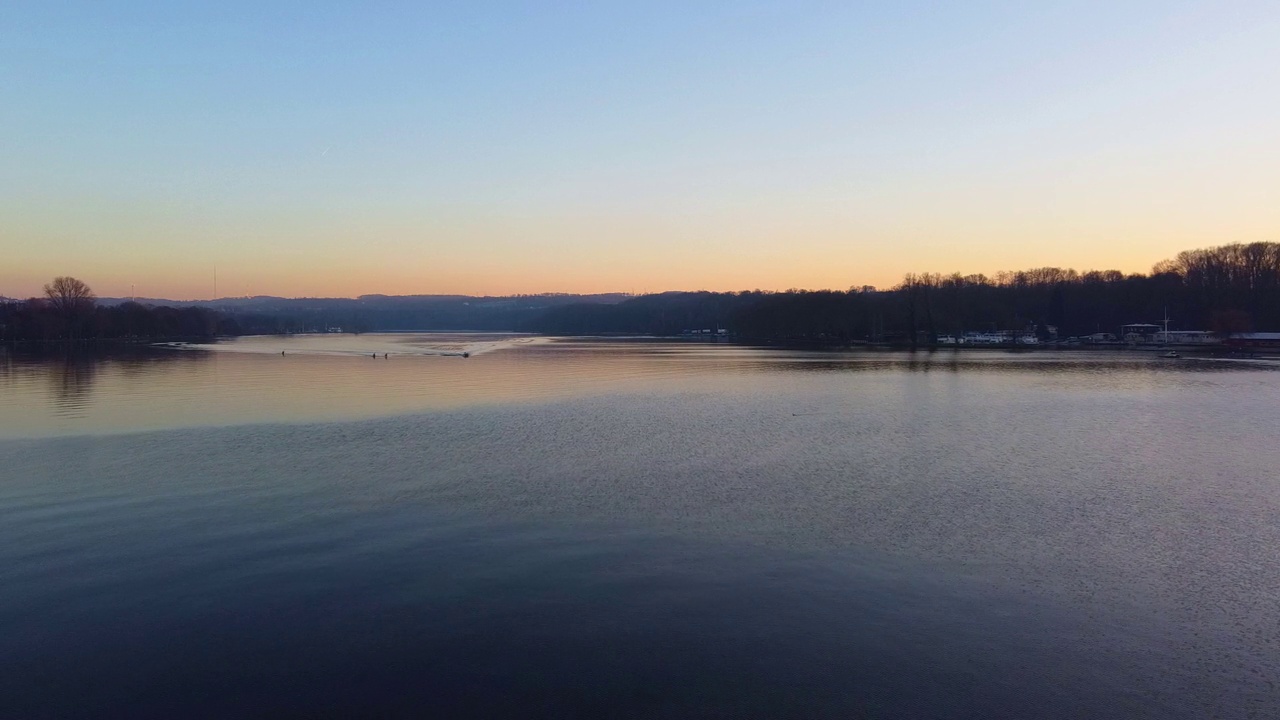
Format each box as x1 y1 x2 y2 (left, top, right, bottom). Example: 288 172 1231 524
2 335 1279 718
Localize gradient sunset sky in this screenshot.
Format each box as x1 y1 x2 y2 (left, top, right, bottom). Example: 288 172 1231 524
4 1 1279 300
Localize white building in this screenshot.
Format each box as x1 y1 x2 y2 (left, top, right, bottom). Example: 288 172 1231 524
1155 330 1216 344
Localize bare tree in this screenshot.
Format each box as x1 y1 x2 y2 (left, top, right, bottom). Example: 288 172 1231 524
44 276 95 314
43 276 96 338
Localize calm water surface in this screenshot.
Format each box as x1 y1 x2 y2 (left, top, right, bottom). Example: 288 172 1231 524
2 336 1279 718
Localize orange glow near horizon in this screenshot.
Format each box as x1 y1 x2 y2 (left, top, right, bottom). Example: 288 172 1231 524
5 222 1274 301
5 3 1279 302
5 200 1277 300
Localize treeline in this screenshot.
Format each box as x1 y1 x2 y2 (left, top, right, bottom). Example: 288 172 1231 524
8 241 1278 344
1 291 281 343
533 242 1280 343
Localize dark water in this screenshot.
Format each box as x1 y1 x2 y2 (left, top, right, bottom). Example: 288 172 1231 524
2 337 1279 718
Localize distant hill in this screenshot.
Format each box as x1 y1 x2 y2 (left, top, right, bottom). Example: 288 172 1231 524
93 293 633 332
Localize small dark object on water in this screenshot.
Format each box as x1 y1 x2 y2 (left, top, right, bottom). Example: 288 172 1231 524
463 352 470 358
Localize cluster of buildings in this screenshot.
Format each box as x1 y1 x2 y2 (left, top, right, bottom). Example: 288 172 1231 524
936 331 1041 345
1116 324 1215 344
935 323 1280 351
1115 324 1280 350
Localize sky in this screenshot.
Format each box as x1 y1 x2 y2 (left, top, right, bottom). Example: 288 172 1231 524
3 1 1279 300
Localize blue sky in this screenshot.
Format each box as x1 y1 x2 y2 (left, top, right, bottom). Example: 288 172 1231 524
3 1 1278 298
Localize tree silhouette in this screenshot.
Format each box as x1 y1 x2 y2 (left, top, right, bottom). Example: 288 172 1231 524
533 241 1280 342
43 276 95 314
42 276 96 339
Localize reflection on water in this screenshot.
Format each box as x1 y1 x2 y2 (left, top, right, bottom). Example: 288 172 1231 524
1 335 1276 438
3 336 1280 717
49 358 96 418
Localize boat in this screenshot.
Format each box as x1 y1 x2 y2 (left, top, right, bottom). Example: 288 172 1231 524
1161 350 1180 358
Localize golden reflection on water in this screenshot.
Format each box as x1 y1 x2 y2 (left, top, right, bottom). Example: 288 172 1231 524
0 336 737 437
0 335 1275 438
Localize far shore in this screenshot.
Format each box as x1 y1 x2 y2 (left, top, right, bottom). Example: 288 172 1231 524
5 332 1275 362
